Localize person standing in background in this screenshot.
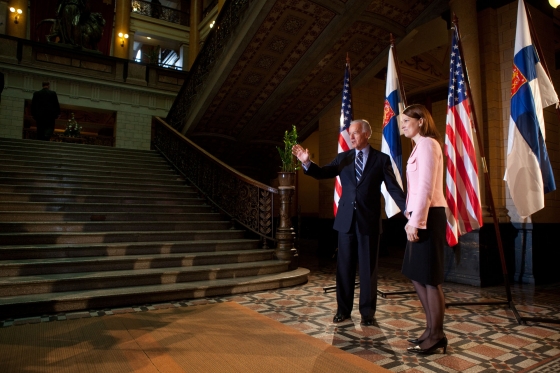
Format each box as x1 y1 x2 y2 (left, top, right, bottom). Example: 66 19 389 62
31 82 61 141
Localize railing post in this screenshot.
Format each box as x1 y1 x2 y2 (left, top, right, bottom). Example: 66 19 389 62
275 186 298 270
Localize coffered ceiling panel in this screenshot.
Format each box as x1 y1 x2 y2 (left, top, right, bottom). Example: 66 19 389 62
181 0 448 181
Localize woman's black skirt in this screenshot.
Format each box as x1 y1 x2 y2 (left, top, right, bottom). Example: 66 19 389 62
401 207 446 286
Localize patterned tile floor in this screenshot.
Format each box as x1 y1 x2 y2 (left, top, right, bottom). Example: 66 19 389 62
2 241 560 373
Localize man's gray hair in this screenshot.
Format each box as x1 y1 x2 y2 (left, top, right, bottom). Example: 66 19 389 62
350 119 372 135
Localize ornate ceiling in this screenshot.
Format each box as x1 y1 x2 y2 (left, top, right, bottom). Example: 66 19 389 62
182 0 450 181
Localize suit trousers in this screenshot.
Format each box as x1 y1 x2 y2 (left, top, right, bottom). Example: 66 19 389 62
336 214 380 318
36 119 55 141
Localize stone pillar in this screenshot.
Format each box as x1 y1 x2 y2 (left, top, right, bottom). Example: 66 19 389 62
114 0 132 59
179 44 188 71
275 186 298 270
127 31 136 60
6 0 26 39
189 0 203 69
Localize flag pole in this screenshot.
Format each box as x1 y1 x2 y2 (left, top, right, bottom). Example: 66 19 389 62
377 34 416 298
390 33 408 107
444 14 523 324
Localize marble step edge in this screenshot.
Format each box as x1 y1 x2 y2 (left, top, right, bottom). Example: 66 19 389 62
0 137 160 156
0 268 310 318
0 212 221 222
0 171 186 185
0 239 261 259
0 221 233 233
0 260 288 288
0 249 272 267
0 184 197 196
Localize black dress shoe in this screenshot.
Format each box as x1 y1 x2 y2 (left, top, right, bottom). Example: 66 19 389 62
407 336 448 354
407 338 424 344
360 316 374 326
333 313 350 323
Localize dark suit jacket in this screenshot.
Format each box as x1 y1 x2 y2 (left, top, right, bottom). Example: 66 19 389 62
305 145 406 236
31 88 61 121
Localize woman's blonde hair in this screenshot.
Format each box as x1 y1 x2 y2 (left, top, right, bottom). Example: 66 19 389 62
403 104 442 145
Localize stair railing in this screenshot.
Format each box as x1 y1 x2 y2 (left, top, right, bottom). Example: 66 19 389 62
153 117 280 249
165 0 253 130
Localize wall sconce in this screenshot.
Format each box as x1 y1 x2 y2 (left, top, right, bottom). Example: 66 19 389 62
550 0 560 8
209 20 215 28
9 7 22 24
118 32 129 47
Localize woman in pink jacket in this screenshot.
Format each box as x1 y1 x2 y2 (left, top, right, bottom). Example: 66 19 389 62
401 104 448 354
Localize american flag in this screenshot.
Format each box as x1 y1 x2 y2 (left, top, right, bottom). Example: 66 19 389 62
334 58 353 216
445 27 483 247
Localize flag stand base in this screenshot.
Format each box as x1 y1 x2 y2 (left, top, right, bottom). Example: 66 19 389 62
322 281 416 298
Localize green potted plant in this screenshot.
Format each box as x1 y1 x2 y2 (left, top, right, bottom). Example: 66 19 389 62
277 125 299 186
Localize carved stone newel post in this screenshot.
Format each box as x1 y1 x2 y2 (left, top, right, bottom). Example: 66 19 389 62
275 181 298 270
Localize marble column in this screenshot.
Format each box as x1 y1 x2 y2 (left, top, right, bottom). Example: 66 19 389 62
127 30 136 60
179 44 188 71
189 0 203 69
6 0 26 39
114 0 132 59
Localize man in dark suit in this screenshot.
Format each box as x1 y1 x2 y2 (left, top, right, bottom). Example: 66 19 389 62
31 82 61 141
292 119 406 325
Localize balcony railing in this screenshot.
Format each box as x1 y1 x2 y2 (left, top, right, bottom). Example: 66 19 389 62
202 0 219 20
166 0 253 130
131 0 190 26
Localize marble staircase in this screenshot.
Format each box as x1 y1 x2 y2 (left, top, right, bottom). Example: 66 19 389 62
0 138 308 318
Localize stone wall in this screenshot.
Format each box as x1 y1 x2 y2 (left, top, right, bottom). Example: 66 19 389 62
0 67 174 150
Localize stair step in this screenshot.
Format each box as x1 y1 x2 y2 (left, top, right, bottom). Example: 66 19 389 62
0 192 202 205
0 260 288 296
0 170 185 185
0 211 222 222
0 221 232 233
0 249 274 277
0 184 198 199
0 201 209 213
0 138 160 157
0 239 261 260
0 149 168 169
0 140 166 161
0 156 173 173
0 177 191 191
0 229 246 245
0 163 177 180
0 268 310 318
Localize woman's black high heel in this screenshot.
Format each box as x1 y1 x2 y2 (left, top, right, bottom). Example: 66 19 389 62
407 338 424 344
407 336 448 354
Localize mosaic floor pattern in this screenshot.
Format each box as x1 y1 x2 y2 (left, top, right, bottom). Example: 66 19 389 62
1 245 559 373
